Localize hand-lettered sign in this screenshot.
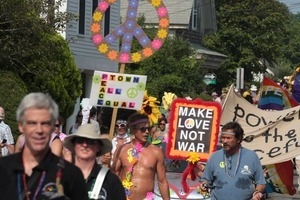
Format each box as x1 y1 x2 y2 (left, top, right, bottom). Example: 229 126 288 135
167 98 221 161
89 71 147 110
222 85 300 165
91 0 169 63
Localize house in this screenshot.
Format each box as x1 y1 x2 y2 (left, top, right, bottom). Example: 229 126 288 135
62 0 121 131
62 0 226 130
120 0 227 70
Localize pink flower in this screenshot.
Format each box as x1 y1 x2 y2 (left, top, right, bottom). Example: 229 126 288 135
157 7 168 17
146 192 154 200
151 39 162 49
98 2 109 12
93 34 103 45
129 166 133 172
120 53 129 63
134 143 143 152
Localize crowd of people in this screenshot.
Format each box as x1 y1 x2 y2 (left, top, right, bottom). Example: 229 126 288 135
0 93 172 200
2 90 296 200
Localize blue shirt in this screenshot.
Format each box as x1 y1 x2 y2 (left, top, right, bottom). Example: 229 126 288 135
201 147 266 200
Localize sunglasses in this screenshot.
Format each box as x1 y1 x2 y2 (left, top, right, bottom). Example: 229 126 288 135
73 137 99 145
55 124 60 127
159 123 166 126
139 126 152 133
115 123 127 128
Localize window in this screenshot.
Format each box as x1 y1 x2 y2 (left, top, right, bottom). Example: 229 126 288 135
192 0 198 30
104 6 110 36
92 0 110 36
79 0 86 34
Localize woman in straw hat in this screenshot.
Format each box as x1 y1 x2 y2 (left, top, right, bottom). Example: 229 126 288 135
64 124 126 200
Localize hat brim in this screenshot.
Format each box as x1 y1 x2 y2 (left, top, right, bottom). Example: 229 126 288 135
63 133 112 156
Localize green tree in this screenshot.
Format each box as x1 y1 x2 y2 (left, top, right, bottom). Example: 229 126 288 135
125 16 204 99
126 35 203 99
280 13 300 68
203 0 291 89
0 71 28 140
0 0 82 133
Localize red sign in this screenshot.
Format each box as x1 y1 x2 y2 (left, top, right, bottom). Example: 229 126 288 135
167 98 221 161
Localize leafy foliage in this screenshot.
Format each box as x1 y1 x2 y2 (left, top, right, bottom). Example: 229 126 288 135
0 0 82 126
0 71 28 140
203 0 291 88
126 35 203 100
280 13 300 69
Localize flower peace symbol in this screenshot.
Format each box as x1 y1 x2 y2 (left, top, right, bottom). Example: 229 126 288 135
91 0 169 63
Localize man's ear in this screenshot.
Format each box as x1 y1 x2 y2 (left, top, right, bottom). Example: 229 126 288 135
18 122 24 134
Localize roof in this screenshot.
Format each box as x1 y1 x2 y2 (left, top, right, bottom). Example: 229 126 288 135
192 44 227 58
120 0 194 25
191 44 227 69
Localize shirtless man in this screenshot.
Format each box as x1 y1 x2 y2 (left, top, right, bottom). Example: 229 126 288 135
112 113 170 200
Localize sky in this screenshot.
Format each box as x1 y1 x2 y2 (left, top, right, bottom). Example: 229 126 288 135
278 0 300 14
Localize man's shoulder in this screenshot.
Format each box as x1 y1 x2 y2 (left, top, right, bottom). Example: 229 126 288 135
209 149 223 158
51 154 81 172
241 147 258 157
0 153 22 170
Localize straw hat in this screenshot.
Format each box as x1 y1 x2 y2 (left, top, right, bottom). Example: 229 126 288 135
64 123 112 156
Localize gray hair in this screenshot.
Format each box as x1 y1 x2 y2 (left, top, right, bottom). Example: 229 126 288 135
16 92 59 124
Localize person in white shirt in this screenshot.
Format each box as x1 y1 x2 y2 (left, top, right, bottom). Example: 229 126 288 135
212 92 222 105
0 107 14 156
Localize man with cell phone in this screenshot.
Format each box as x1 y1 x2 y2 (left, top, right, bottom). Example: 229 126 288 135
0 106 14 156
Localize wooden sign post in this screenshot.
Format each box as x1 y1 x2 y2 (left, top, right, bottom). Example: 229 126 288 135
108 64 125 140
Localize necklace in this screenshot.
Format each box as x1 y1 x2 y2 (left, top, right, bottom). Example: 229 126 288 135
223 148 241 178
17 171 46 200
122 141 149 199
117 133 129 139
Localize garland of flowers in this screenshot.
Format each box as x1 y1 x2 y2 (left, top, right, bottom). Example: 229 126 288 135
181 152 201 193
122 142 154 200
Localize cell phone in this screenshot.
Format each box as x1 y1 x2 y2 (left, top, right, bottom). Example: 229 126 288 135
1 139 7 144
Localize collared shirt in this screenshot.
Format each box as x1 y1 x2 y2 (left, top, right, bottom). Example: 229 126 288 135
86 162 126 200
0 151 88 200
0 121 14 156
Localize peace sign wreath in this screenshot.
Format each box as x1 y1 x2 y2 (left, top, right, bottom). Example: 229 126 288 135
91 0 169 63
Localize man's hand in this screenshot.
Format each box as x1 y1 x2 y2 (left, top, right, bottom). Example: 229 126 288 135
0 143 6 148
194 162 205 178
252 190 264 200
199 181 209 191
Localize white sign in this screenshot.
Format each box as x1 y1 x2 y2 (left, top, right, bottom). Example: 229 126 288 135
222 85 300 165
90 71 147 110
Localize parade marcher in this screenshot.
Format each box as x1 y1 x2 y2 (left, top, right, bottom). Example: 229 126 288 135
0 106 15 156
199 121 266 200
111 113 170 200
0 92 88 200
64 123 126 200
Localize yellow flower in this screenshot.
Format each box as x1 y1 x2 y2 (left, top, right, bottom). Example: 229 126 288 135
98 43 108 53
157 29 168 39
186 152 200 164
122 179 133 189
162 92 177 111
93 12 103 21
131 52 142 62
151 0 161 7
127 155 133 163
139 91 161 125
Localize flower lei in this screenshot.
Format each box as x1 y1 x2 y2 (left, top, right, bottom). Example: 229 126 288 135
122 142 154 200
181 152 201 193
